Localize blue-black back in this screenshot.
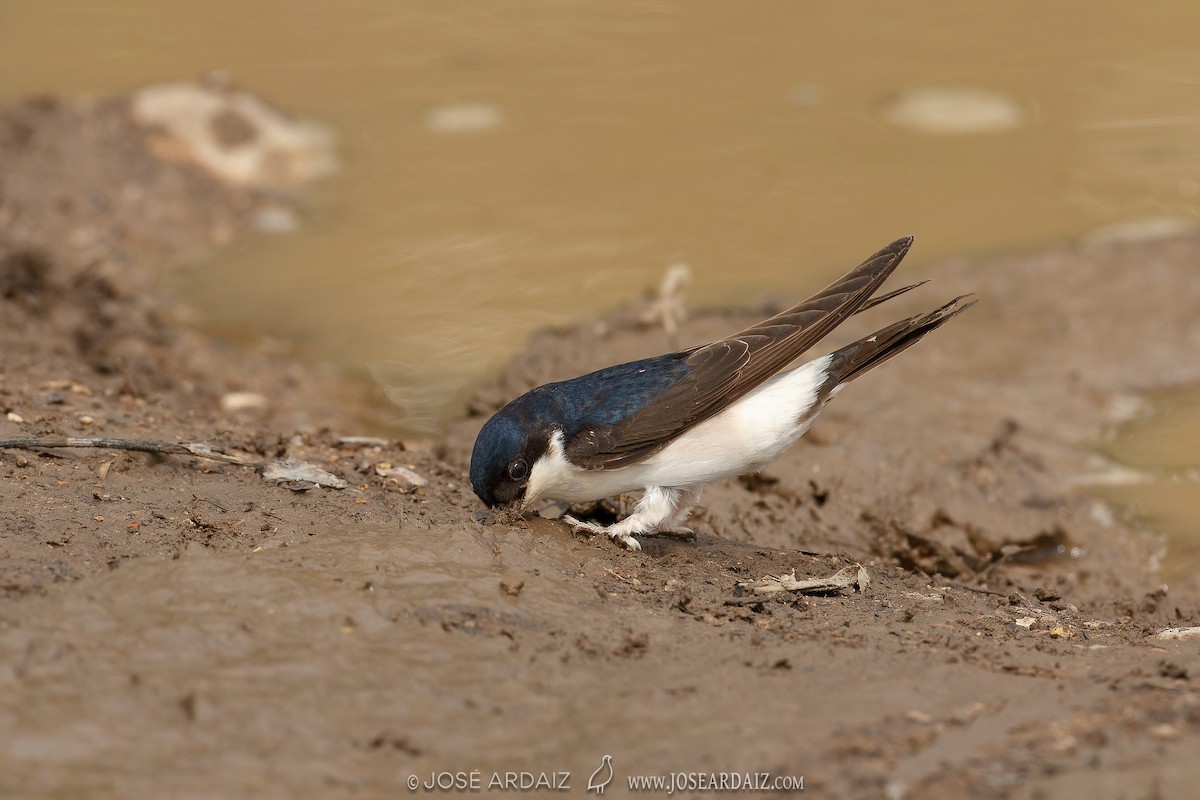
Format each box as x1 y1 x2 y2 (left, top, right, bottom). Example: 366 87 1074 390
469 353 691 504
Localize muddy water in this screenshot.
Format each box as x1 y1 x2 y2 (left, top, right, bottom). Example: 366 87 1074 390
1 2 1198 565
1103 387 1200 579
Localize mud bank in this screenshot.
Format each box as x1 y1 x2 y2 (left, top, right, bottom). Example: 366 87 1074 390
2 88 1199 799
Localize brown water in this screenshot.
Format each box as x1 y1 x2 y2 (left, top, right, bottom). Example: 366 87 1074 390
1103 387 1200 579
1 1 1197 571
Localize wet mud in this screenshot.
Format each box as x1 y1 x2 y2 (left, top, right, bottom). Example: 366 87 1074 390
3 89 1200 799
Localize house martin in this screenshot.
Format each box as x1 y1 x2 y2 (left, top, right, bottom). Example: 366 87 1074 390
470 236 974 550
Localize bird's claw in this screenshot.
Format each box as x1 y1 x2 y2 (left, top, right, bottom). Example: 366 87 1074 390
562 515 643 552
611 533 643 551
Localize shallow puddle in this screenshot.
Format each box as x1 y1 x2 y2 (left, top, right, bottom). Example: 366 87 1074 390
1101 386 1200 579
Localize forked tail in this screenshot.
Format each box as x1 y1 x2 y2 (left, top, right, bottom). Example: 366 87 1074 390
824 294 976 389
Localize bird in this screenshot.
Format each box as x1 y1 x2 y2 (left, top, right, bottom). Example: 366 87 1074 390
470 236 974 551
587 754 614 794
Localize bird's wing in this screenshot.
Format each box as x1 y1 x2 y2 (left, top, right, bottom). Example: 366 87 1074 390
565 236 914 469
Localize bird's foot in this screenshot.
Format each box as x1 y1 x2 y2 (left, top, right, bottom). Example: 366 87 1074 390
562 515 643 552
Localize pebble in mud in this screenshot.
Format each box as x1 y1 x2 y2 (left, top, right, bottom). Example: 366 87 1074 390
881 87 1024 134
131 81 338 188
424 102 504 134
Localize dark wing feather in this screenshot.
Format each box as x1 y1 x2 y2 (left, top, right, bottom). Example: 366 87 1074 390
566 236 915 469
824 294 976 388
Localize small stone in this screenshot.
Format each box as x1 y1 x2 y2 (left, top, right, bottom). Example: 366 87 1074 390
337 436 390 448
376 464 427 489
5 411 24 423
882 87 1024 135
131 82 338 188
251 205 300 234
425 103 504 133
536 502 569 520
261 459 348 489
1033 586 1061 602
220 392 269 413
1155 627 1200 640
1150 724 1179 740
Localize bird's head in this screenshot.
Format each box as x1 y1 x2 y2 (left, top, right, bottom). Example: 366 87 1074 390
469 404 551 509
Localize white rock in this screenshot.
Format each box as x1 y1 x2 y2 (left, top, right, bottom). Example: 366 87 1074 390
1154 627 1200 640
425 103 504 133
882 87 1024 135
376 464 428 489
220 392 270 412
262 459 348 489
132 82 338 188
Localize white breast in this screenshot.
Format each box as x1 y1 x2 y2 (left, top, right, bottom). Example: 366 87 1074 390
525 355 834 504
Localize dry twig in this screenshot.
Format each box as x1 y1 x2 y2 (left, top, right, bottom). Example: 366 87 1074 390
0 436 260 466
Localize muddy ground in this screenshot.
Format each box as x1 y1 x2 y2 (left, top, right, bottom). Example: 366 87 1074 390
2 89 1200 799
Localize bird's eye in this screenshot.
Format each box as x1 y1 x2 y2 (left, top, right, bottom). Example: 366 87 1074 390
507 457 529 482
